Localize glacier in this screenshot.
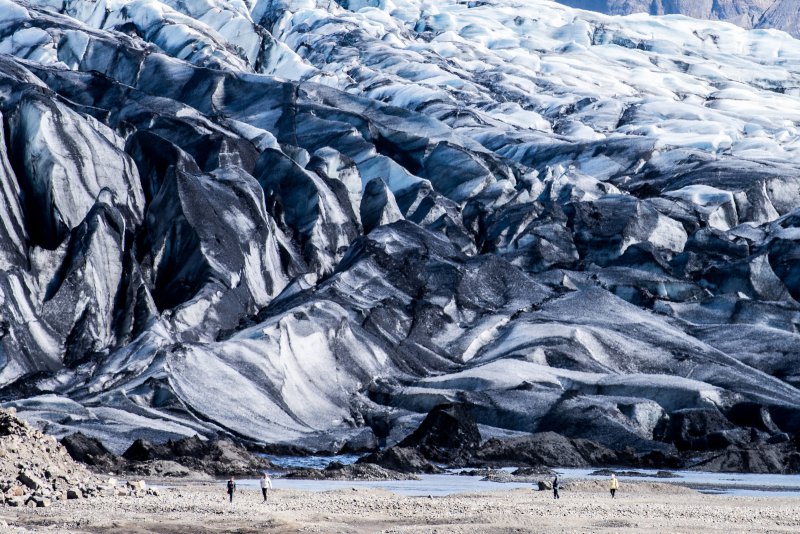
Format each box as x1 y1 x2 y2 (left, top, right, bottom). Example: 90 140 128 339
0 0 798 458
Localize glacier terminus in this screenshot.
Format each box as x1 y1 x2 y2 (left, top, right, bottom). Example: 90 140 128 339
0 0 799 471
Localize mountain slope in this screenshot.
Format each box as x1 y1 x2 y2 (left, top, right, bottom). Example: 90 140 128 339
554 0 796 37
757 0 800 36
0 0 799 455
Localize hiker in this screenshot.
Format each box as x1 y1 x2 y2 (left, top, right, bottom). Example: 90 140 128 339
227 476 236 503
260 473 273 503
552 474 560 499
609 473 618 498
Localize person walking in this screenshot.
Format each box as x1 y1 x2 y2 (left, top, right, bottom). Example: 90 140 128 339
260 473 273 503
552 474 560 499
227 476 236 503
609 473 618 498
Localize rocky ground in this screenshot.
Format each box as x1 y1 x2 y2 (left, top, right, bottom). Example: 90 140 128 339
0 408 158 511
1 481 799 533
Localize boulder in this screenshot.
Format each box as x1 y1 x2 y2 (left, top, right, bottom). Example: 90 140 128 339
122 439 157 462
397 404 481 462
61 433 118 469
127 480 146 491
17 472 45 490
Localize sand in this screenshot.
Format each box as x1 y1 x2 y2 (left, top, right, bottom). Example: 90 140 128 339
1 480 799 533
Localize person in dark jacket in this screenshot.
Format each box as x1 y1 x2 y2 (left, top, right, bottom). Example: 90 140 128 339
552 474 560 499
227 476 236 503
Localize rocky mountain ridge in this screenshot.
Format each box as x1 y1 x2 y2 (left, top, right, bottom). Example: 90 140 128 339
554 0 799 38
0 0 798 464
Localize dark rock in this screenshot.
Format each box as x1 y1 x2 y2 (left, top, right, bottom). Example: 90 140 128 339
470 432 614 468
17 472 45 490
357 447 443 474
253 443 319 457
124 460 200 478
512 466 557 476
122 439 156 462
660 408 736 450
767 433 791 445
690 445 800 474
165 435 208 458
325 461 346 471
122 436 271 476
463 432 683 471
726 403 781 434
282 463 418 481
635 450 683 469
768 406 800 435
397 403 481 463
61 433 118 470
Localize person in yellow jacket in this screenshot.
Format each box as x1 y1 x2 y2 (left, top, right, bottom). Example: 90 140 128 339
609 473 618 498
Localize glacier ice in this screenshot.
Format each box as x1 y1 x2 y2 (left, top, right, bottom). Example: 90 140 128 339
0 0 798 454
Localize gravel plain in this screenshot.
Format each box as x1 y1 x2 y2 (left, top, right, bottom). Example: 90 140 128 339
2 479 800 533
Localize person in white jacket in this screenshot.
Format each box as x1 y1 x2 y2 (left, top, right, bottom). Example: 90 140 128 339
260 473 273 503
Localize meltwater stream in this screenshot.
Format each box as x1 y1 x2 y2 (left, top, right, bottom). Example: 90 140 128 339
245 456 800 498
235 474 533 497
